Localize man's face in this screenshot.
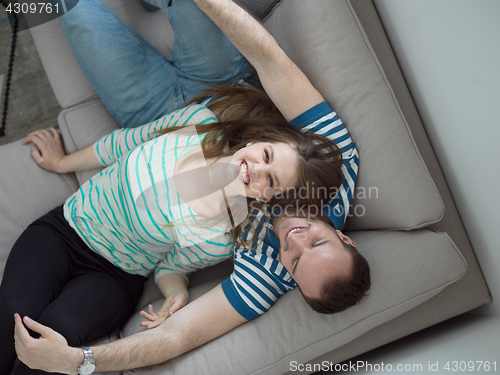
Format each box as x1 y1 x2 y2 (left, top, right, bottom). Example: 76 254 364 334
276 215 355 299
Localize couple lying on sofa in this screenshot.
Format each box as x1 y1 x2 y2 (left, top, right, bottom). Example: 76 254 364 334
3 0 370 374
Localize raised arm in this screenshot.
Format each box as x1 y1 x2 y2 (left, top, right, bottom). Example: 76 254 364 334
192 0 325 121
15 284 246 374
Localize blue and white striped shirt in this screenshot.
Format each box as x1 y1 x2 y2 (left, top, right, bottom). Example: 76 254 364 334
221 101 359 320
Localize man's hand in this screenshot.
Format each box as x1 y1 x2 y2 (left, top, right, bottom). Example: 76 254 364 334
140 292 189 329
14 313 83 375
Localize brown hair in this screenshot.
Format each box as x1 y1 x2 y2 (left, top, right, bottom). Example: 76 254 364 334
302 241 371 314
157 83 343 244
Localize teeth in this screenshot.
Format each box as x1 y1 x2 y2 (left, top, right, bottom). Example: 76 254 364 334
240 162 249 184
287 228 302 240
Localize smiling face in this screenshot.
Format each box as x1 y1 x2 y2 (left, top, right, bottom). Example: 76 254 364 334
230 142 299 201
275 215 355 299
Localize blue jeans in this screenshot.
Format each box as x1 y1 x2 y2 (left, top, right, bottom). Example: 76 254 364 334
59 0 255 127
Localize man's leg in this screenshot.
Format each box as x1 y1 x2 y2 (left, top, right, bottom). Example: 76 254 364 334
59 0 185 127
59 0 255 127
158 0 255 102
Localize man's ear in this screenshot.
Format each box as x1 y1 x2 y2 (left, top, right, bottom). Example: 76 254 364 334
336 230 357 248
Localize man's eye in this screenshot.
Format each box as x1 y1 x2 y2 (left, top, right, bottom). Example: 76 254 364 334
313 240 324 247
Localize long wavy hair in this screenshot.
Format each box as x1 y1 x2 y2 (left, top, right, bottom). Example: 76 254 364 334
157 83 343 245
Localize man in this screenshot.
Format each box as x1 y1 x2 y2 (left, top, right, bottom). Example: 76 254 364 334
14 0 370 373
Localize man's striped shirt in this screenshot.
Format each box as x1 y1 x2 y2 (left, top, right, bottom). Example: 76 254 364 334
221 101 359 320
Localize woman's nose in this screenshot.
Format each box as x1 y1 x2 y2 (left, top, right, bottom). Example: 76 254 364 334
252 163 269 178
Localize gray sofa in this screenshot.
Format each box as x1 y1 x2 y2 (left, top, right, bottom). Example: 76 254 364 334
0 0 491 374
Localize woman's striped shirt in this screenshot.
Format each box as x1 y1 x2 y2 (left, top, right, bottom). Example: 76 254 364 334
64 105 234 283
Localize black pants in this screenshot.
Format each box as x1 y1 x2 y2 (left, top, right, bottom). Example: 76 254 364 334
0 207 146 375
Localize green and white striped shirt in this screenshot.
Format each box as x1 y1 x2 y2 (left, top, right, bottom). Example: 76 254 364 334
64 105 233 283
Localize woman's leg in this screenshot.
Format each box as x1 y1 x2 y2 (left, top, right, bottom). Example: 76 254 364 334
0 208 145 375
0 223 74 375
13 272 144 375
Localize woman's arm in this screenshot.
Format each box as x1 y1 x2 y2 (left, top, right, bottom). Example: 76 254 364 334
192 0 325 121
22 128 101 174
139 274 189 329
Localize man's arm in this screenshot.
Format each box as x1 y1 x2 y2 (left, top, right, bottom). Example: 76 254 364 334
193 0 325 121
15 284 246 374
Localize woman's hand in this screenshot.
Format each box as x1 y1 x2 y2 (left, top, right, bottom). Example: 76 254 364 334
22 128 66 173
139 292 189 329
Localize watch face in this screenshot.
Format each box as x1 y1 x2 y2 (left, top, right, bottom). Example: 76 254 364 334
79 363 96 375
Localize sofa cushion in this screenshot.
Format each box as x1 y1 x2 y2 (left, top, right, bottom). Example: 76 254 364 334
0 140 79 281
264 0 444 230
121 229 467 375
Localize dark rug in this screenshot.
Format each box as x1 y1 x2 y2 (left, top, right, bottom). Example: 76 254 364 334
0 4 61 146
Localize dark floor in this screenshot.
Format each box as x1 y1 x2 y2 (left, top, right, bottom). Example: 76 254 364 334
0 7 61 146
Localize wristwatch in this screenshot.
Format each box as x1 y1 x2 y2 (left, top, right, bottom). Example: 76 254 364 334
78 346 96 375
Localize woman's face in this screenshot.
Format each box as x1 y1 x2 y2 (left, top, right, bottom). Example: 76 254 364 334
230 142 299 201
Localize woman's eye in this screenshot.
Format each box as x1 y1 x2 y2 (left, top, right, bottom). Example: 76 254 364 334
269 175 274 188
264 150 270 163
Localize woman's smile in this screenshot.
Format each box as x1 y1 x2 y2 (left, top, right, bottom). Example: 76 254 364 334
239 160 250 185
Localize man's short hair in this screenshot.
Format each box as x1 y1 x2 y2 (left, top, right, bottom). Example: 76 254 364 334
302 242 371 314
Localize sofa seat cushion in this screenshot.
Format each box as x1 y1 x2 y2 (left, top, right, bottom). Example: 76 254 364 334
121 229 467 375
